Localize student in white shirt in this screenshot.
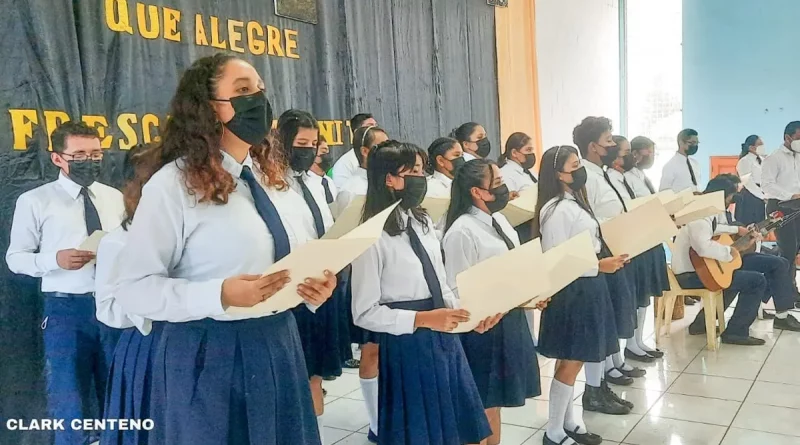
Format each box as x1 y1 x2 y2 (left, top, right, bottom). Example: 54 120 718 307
499 131 538 192
331 113 377 188
735 135 767 225
659 128 701 193
311 135 337 204
109 54 336 445
351 140 497 445
425 136 465 198
452 122 491 161
442 158 541 445
6 121 124 445
624 136 658 198
332 125 388 218
534 145 627 445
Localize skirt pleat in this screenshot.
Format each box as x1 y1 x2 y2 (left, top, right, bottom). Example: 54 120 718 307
605 266 637 339
343 267 380 345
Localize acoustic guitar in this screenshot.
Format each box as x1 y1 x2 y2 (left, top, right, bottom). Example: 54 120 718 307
690 212 784 291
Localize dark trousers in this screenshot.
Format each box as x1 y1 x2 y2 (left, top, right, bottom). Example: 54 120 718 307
740 253 797 311
767 199 800 299
42 294 121 445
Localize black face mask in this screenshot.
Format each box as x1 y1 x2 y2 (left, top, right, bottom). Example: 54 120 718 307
638 155 654 170
448 156 467 175
222 91 273 146
519 152 536 170
318 152 334 172
485 184 510 213
397 175 427 210
686 144 699 156
564 166 588 191
290 146 318 172
475 138 491 158
600 144 620 167
622 154 636 172
66 159 102 187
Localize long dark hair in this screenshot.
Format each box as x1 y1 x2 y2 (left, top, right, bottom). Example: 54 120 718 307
353 125 387 166
128 54 285 212
121 144 161 230
533 145 589 237
499 132 532 167
426 137 459 175
740 134 759 159
450 122 480 144
362 140 429 236
276 109 318 158
444 159 494 232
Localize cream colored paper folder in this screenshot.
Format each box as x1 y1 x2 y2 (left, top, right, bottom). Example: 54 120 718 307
78 230 108 266
500 185 538 227
325 196 366 239
451 239 549 333
600 199 677 258
524 231 598 307
421 196 451 223
226 203 400 316
673 191 725 226
628 190 684 215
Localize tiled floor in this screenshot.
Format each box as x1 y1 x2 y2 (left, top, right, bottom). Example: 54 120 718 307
320 303 800 444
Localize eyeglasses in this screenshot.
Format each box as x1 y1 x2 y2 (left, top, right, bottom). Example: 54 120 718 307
60 152 104 162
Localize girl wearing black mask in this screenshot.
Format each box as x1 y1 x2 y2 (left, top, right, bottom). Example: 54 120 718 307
534 145 627 445
452 122 491 161
442 159 541 445
499 132 539 191
426 137 466 198
351 140 497 445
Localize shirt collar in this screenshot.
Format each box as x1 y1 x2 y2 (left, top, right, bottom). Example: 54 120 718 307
221 150 254 178
675 151 688 159
506 160 524 174
469 205 493 226
584 161 604 176
57 171 87 200
432 170 453 185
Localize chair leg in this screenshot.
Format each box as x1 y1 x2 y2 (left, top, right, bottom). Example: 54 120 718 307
702 296 718 350
715 293 726 335
663 294 676 338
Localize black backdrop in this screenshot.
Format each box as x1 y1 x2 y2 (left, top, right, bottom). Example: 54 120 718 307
0 0 500 443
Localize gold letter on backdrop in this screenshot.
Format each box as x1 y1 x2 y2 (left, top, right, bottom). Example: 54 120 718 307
141 114 161 143
247 21 266 55
209 16 227 49
136 3 160 40
9 109 39 150
44 111 71 151
82 116 113 148
117 113 139 149
163 7 182 42
285 29 299 59
105 0 134 34
195 14 209 46
266 25 285 57
228 19 245 53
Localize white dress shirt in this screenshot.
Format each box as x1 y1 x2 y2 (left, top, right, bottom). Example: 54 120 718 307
94 227 151 334
539 193 601 277
605 168 635 205
333 167 369 219
287 170 335 233
351 210 458 335
501 161 537 193
313 171 338 203
463 152 477 162
111 152 316 323
584 162 625 222
736 153 765 200
671 216 733 274
442 207 519 299
426 171 453 199
6 172 124 294
624 167 655 198
761 145 800 201
659 152 700 193
331 149 359 189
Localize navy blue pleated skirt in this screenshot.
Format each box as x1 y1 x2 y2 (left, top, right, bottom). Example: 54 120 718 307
605 265 637 339
147 312 320 445
343 267 380 345
637 246 670 307
460 308 541 409
734 187 766 226
291 272 353 378
101 322 163 445
378 299 491 445
538 275 620 363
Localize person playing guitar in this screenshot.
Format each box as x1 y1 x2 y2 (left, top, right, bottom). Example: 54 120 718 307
671 176 800 346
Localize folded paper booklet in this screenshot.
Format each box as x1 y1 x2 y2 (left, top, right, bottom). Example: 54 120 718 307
675 187 698 206
600 199 678 258
673 191 725 226
628 190 686 216
524 230 598 308
78 230 108 266
226 202 400 316
421 196 451 223
451 239 550 333
500 185 538 227
325 196 366 239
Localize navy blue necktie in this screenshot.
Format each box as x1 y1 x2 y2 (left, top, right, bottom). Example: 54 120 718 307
322 177 334 204
687 158 697 186
622 178 636 199
405 219 445 309
80 188 102 235
240 166 291 261
297 175 325 238
525 170 538 184
491 218 515 250
603 169 629 212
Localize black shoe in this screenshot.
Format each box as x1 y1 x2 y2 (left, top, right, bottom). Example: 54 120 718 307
367 430 378 443
582 384 631 415
760 311 776 320
605 369 634 386
774 314 800 331
688 324 720 336
565 426 602 445
720 335 766 346
684 296 696 306
543 433 574 445
344 358 361 369
322 388 328 397
603 379 634 410
322 375 337 381
640 347 664 358
624 348 655 363
619 366 646 378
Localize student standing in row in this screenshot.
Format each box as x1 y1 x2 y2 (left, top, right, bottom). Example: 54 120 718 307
623 136 658 198
331 113 378 188
351 140 496 445
110 54 336 445
442 159 541 445
452 122 492 161
333 125 389 218
499 132 539 244
311 135 337 204
735 135 767 226
6 121 124 445
534 145 626 445
660 128 701 193
426 136 465 198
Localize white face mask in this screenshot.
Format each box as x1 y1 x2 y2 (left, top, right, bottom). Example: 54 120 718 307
755 145 766 156
792 140 800 153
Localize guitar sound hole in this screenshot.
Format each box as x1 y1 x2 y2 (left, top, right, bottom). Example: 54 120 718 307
715 261 724 273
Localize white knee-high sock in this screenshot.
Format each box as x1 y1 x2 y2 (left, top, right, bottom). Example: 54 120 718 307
317 416 325 443
604 355 615 372
360 377 379 434
615 344 634 371
563 383 586 435
635 307 656 352
546 379 573 442
584 362 603 387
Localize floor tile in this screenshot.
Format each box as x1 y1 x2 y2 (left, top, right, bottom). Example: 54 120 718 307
757 356 800 386
341 388 364 401
323 427 352 445
746 381 800 409
579 410 642 442
610 369 680 392
667 374 753 401
333 432 371 445
732 402 800 437
496 424 537 445
324 396 341 406
322 372 362 397
501 399 550 429
624 416 727 445
684 352 764 380
721 428 800 445
648 393 741 426
320 398 370 432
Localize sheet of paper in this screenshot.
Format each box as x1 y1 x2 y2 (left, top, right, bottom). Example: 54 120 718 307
676 187 697 205
600 199 678 258
524 230 599 308
324 196 366 239
500 185 538 226
78 230 108 265
673 191 725 226
226 203 400 316
451 239 550 333
421 196 451 223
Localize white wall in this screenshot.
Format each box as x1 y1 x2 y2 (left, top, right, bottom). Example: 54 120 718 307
535 0 621 150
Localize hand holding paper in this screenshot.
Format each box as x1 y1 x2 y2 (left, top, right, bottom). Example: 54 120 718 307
71 230 107 267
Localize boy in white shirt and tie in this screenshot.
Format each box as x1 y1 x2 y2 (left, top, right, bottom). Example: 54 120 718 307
659 128 701 193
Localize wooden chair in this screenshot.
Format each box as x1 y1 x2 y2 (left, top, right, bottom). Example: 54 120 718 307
655 241 727 350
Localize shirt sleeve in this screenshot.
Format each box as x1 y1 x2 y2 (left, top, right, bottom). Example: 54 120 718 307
112 176 226 322
659 164 674 192
94 235 136 329
736 158 752 176
5 194 61 277
687 219 733 263
441 229 478 301
761 155 794 201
